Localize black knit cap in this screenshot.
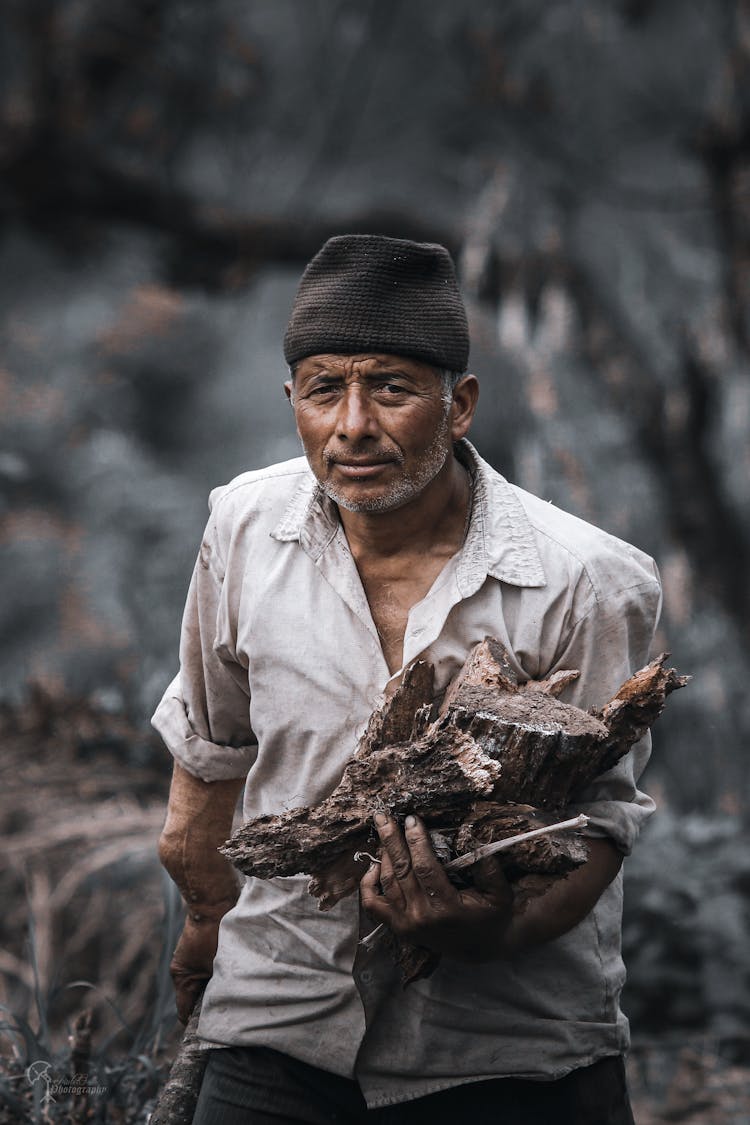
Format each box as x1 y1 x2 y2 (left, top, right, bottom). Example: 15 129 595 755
283 234 469 372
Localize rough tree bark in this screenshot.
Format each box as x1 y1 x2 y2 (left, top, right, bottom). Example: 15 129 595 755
222 639 688 942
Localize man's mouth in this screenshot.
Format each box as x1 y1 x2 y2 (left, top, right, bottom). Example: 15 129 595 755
331 460 395 478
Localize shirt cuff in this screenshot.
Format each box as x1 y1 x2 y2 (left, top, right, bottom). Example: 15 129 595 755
565 731 655 855
151 677 257 782
573 791 655 855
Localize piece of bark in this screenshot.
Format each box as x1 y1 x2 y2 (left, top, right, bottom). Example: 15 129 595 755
446 682 609 808
437 634 519 713
454 803 589 881
456 686 605 805
381 928 442 986
221 660 504 881
591 653 689 775
359 659 436 750
149 996 208 1125
222 719 500 875
221 639 688 917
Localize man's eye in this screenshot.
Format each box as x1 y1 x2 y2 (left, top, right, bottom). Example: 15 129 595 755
376 383 408 395
308 384 341 397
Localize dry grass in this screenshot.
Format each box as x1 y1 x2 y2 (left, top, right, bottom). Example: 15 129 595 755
0 686 179 1121
0 687 172 1036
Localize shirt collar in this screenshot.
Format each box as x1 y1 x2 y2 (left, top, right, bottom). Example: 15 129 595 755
457 440 546 591
270 471 338 558
271 440 546 589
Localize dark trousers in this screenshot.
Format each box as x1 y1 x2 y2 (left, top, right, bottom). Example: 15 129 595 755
192 1045 635 1125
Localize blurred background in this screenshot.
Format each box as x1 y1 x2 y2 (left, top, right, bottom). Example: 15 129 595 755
1 1 749 1120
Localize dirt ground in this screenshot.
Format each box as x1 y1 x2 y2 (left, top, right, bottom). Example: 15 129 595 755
628 1038 750 1124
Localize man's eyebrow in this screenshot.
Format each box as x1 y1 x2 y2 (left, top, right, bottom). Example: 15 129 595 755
296 369 342 382
363 367 417 381
299 367 415 382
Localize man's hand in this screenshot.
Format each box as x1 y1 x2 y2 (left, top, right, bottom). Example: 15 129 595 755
360 813 516 960
169 903 234 1024
360 812 623 961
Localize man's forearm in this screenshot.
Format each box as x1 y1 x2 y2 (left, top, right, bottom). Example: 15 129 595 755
158 761 245 919
501 836 623 957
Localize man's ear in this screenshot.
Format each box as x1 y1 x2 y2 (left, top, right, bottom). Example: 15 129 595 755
450 374 479 442
284 380 294 403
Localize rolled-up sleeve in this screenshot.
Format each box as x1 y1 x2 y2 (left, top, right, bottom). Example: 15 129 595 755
152 492 258 783
550 567 663 854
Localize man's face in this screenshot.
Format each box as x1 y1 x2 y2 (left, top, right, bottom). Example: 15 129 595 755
286 354 457 514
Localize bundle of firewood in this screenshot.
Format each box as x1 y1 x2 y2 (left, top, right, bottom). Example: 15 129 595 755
221 637 687 979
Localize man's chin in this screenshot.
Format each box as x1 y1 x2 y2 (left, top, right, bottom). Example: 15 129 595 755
322 480 415 514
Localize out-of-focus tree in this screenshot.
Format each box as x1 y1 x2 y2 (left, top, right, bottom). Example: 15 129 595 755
0 0 748 822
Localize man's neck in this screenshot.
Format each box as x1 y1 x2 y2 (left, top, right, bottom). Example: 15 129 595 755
336 455 472 561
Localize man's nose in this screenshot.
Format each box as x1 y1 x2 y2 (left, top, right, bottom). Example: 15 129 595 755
335 386 381 442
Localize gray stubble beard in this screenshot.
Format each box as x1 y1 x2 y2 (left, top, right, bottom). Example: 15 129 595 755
308 412 453 515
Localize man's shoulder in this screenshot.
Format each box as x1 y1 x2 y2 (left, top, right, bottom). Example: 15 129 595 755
506 480 660 601
207 456 313 520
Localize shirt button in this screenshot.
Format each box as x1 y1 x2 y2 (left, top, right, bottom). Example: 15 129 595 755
359 970 373 985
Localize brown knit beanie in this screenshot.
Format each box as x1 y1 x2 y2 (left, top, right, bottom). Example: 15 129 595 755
283 234 469 372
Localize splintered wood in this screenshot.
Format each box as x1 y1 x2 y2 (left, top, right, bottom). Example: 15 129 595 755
221 638 688 978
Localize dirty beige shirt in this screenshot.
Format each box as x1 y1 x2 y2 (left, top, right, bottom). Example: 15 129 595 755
152 440 661 1109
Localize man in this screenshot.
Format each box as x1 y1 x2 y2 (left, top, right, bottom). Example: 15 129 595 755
154 234 661 1124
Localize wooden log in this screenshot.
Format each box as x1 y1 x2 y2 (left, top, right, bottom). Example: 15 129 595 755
220 660 504 883
454 803 590 881
221 639 688 921
149 996 208 1125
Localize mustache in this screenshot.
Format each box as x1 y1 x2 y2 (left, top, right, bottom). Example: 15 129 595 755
323 446 404 466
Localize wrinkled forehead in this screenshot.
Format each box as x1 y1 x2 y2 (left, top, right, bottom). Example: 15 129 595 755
291 353 442 382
